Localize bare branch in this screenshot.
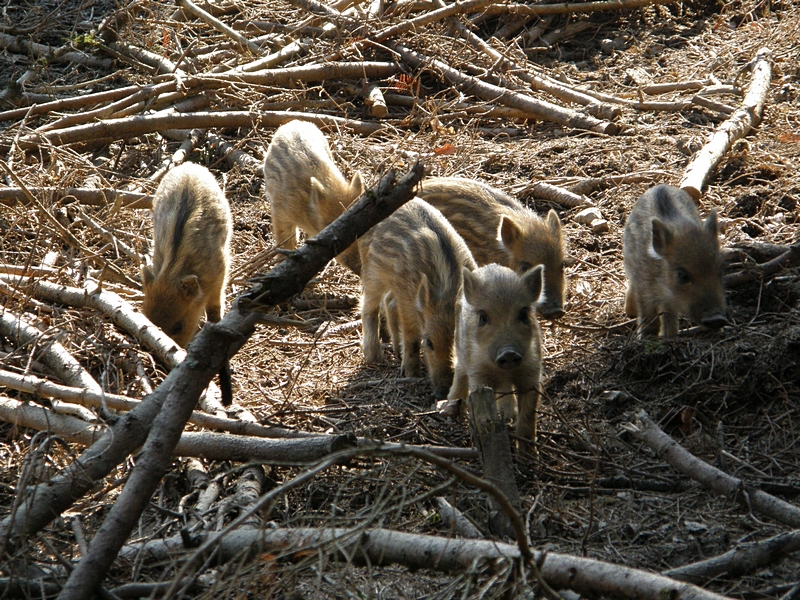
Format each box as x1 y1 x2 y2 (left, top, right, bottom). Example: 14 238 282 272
680 47 772 200
628 410 800 529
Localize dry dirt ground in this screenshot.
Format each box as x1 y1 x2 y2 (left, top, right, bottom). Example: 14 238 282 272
1 0 800 598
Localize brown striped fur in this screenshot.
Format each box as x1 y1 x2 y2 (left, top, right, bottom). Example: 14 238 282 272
264 120 364 274
623 185 727 337
142 162 232 349
359 199 477 400
417 176 569 319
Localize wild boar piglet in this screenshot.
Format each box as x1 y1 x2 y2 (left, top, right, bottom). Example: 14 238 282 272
448 263 545 448
142 162 232 349
418 176 570 319
359 198 477 400
264 120 364 274
623 184 727 337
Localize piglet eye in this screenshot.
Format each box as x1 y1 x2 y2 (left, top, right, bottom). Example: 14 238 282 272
425 338 434 351
676 268 691 284
519 262 533 273
519 307 530 324
477 310 489 326
171 322 184 336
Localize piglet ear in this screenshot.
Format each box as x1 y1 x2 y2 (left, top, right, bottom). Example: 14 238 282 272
650 218 672 258
461 267 478 304
546 209 562 233
705 208 720 239
179 275 202 299
498 215 522 251
350 172 364 197
523 264 544 305
141 265 155 288
309 177 325 210
415 274 430 315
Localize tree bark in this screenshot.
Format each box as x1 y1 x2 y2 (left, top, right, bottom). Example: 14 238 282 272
467 387 521 539
121 526 735 600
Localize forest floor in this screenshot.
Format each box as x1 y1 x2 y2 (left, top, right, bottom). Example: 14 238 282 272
1 0 800 598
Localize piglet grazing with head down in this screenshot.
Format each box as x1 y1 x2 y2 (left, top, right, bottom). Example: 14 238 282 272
359 199 477 400
264 120 364 274
142 162 232 349
623 184 727 337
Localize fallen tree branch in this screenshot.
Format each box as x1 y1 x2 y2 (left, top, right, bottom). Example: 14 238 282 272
0 310 101 394
0 276 184 368
0 394 355 462
0 186 151 208
723 244 800 288
664 529 800 585
480 0 679 16
435 0 620 121
127 525 734 600
51 163 426 600
177 0 261 54
20 109 384 149
627 410 800 529
0 368 315 439
0 85 143 123
679 47 772 200
391 42 619 135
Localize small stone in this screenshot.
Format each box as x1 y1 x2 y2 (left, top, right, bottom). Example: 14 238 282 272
600 38 615 54
591 218 609 234
575 207 603 224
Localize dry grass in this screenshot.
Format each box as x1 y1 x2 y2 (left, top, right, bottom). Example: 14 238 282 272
1 0 800 597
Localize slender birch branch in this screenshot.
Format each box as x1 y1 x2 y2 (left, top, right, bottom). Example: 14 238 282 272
20 109 384 149
627 410 800 529
0 187 151 208
0 276 185 369
0 310 101 394
680 48 772 200
481 0 680 16
177 0 261 54
664 529 800 585
0 395 354 462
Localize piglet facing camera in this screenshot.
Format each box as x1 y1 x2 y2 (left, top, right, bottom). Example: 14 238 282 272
448 263 545 448
623 184 727 337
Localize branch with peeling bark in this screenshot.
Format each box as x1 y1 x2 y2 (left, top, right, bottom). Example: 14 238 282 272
627 410 800 529
680 48 772 200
